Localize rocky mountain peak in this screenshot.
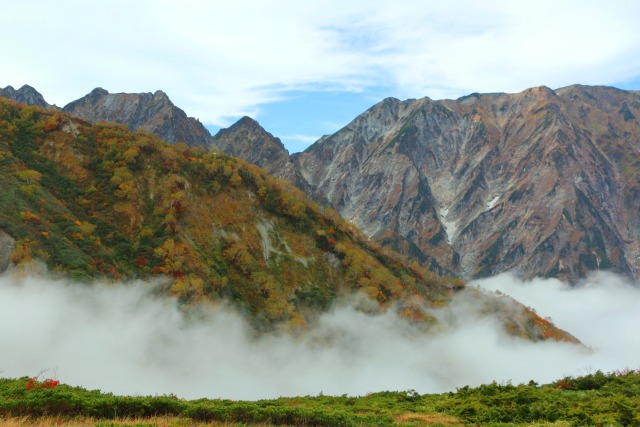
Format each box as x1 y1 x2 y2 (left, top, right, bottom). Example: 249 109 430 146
0 84 50 108
63 88 213 149
89 87 109 97
215 116 288 155
153 89 168 98
210 115 314 193
235 115 259 125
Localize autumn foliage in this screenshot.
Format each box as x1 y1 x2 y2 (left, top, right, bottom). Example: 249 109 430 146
0 98 578 341
25 376 59 391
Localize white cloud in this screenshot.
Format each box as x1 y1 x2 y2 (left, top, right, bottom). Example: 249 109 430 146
1 269 638 400
3 1 640 126
472 271 640 372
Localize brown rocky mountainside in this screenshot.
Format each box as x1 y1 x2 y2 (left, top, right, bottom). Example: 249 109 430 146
63 88 213 149
220 85 640 282
3 84 638 282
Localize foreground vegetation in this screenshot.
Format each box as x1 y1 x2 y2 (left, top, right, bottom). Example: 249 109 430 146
1 370 639 426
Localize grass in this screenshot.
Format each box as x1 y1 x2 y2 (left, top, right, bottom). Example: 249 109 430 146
2 370 639 426
0 417 269 427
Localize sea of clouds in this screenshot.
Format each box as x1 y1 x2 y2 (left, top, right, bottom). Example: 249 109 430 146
1 269 638 400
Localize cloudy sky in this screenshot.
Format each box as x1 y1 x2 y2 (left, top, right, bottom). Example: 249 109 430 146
3 0 640 152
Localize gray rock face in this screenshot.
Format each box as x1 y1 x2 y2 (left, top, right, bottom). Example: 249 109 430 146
287 85 640 281
212 116 294 177
0 85 50 108
211 117 318 198
63 88 213 149
0 229 15 273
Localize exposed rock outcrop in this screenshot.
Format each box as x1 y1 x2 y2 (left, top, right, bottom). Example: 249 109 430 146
63 88 213 149
211 116 319 200
0 229 15 273
222 85 640 282
0 85 50 108
212 117 296 179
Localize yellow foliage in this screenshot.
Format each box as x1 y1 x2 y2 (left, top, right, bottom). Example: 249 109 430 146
16 169 42 184
170 277 191 296
140 228 153 238
229 171 242 188
122 145 141 163
77 221 96 235
224 241 257 274
257 185 267 199
10 239 34 266
19 184 40 198
113 202 142 236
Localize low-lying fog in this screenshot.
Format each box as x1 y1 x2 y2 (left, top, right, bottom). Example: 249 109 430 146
1 269 638 400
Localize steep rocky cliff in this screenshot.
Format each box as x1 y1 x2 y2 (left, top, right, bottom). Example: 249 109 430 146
63 88 213 149
0 85 50 109
288 85 640 281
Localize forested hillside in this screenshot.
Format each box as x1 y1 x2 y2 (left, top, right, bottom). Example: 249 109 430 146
0 99 575 341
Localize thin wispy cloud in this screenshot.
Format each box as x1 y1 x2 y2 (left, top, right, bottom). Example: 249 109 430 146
4 1 640 130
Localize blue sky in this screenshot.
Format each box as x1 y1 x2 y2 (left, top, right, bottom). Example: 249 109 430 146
3 0 640 153
206 89 395 153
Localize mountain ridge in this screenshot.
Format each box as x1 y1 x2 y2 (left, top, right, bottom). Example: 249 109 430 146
62 87 213 149
2 83 638 282
214 84 640 282
0 85 50 109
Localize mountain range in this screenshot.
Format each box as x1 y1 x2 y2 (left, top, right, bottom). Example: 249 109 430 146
2 83 638 286
282 85 640 282
0 95 581 343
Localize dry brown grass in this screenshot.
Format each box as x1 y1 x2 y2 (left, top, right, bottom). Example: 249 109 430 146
395 412 465 426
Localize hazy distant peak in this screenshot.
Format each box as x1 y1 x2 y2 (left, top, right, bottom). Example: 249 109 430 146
153 89 170 100
0 84 50 108
90 87 109 96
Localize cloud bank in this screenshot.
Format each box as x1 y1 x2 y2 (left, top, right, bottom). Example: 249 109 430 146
4 1 640 127
1 270 638 400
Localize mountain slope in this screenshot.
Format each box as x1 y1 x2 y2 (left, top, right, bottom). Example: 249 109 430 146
211 116 322 202
63 88 213 149
275 86 639 282
0 98 578 342
212 117 299 182
5 83 634 283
